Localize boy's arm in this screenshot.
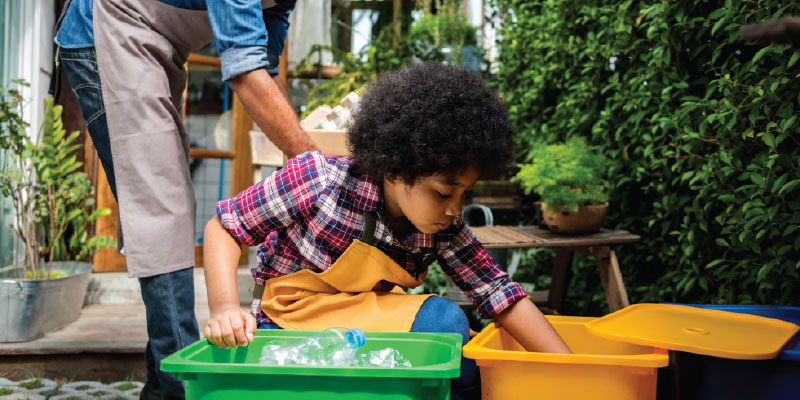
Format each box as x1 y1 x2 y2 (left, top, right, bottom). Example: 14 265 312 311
203 216 257 349
494 297 572 354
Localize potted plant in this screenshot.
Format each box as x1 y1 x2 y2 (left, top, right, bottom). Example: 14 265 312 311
0 80 114 342
513 137 610 233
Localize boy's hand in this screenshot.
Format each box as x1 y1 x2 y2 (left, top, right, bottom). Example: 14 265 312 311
204 304 257 348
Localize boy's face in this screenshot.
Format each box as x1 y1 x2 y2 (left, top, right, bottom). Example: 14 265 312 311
383 166 480 235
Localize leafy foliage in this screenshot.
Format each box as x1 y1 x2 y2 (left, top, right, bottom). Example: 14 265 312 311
1 82 114 278
33 97 115 262
491 0 800 313
513 137 609 212
299 1 478 117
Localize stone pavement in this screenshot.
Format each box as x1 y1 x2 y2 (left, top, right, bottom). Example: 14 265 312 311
0 377 144 400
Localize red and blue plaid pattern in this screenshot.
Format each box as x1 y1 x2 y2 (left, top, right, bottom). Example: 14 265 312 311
217 152 527 323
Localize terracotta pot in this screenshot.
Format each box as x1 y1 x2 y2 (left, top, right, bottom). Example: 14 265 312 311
541 202 609 233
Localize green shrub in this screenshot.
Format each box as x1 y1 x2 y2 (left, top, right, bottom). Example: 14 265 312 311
513 137 610 212
491 0 800 314
299 1 479 117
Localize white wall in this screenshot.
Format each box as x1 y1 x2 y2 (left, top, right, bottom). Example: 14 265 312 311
2 0 54 142
0 0 56 266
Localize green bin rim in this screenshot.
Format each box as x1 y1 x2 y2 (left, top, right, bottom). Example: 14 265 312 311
161 330 462 379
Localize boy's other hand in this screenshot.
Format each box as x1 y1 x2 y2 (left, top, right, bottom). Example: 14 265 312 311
204 304 257 348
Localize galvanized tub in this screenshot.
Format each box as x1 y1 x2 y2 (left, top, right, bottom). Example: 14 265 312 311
0 261 93 342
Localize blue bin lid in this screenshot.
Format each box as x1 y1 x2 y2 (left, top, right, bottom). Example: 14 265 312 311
671 304 800 361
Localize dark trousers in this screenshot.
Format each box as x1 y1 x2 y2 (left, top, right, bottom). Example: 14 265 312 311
60 46 199 399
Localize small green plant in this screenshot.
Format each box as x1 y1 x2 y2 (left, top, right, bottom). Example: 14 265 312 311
0 81 114 278
513 137 609 212
0 387 14 395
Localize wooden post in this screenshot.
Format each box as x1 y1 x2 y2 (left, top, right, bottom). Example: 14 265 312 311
92 163 127 272
596 249 630 312
231 94 253 266
279 37 289 89
547 247 573 311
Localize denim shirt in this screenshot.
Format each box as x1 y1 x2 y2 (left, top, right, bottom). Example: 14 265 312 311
55 0 294 80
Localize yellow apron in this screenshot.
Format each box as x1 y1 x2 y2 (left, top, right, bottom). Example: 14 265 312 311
260 212 436 331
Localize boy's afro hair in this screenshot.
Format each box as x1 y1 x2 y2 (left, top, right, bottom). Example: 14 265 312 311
347 62 514 184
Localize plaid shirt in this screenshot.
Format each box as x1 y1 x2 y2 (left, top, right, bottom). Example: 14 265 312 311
217 151 527 324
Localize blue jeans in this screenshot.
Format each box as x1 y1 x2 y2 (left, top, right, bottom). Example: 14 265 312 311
258 296 481 400
58 47 117 198
140 268 200 399
60 47 199 399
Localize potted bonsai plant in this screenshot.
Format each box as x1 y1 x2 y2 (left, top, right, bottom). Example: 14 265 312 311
0 80 114 342
513 137 610 233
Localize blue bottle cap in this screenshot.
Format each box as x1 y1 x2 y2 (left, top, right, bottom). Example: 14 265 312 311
346 328 366 349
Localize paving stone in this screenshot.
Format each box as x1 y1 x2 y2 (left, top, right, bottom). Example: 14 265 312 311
106 381 143 397
0 385 18 397
14 378 57 393
2 378 144 400
60 381 106 392
1 392 46 399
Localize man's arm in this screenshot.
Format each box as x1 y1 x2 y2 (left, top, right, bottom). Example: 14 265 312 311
739 16 800 45
229 68 319 158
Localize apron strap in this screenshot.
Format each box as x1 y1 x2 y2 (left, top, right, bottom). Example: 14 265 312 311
49 0 74 102
360 211 378 245
251 210 380 299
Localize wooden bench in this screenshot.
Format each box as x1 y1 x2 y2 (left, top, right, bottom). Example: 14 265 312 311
451 225 640 313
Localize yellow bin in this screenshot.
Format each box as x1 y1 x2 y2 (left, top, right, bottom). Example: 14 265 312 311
463 316 669 400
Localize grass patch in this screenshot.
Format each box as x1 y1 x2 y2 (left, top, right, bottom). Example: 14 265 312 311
18 378 44 389
0 387 15 395
113 381 137 391
73 384 94 390
89 390 108 397
40 388 62 399
40 388 61 397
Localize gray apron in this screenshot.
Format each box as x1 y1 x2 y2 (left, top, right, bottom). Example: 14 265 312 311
92 0 273 277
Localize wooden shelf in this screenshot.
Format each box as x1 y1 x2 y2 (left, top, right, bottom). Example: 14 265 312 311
186 102 224 115
189 149 235 159
187 53 221 68
289 65 341 79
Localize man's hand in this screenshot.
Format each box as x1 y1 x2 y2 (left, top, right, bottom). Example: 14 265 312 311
204 304 257 348
229 69 319 158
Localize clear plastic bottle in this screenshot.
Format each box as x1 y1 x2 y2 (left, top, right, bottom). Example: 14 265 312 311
259 327 366 367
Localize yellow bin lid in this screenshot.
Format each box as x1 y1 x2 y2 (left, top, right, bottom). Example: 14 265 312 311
585 304 800 360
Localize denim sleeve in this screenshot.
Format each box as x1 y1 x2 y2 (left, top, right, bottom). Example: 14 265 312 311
207 0 295 81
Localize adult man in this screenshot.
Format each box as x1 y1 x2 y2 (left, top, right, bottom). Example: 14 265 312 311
51 1 317 398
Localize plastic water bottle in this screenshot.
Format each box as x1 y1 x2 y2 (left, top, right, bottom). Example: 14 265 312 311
259 327 366 366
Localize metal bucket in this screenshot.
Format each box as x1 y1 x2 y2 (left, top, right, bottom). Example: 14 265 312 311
0 261 93 342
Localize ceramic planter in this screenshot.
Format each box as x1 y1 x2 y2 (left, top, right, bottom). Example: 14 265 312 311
0 261 92 342
541 202 609 233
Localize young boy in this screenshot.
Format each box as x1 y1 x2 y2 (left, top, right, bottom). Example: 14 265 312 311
202 62 570 398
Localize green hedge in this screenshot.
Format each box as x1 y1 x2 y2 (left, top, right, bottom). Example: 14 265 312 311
491 0 800 314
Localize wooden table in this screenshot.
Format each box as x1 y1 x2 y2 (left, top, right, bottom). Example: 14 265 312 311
455 226 640 313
